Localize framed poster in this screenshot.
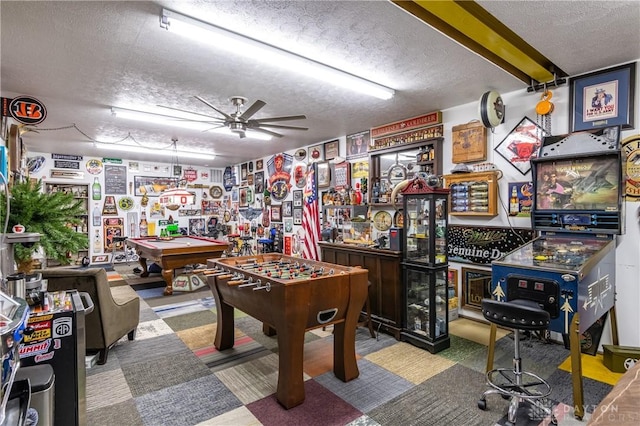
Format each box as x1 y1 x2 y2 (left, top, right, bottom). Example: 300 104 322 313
308 144 324 162
293 208 303 225
293 190 303 207
247 173 254 186
346 130 370 159
461 267 492 311
271 204 282 222
282 201 293 217
494 117 546 175
569 62 636 132
240 163 248 182
451 121 487 163
254 171 265 195
317 161 331 188
334 161 350 190
239 187 248 207
284 218 294 233
133 176 178 196
256 159 264 170
323 139 339 160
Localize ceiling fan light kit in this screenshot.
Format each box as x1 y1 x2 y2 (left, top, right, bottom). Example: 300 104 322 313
160 8 395 100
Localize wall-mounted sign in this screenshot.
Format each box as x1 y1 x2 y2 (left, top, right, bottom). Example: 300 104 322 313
54 160 79 169
50 169 84 179
52 153 83 161
622 134 640 201
5 96 47 125
371 111 442 138
448 225 534 265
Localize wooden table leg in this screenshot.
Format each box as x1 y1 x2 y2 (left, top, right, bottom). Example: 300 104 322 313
569 313 584 420
486 323 497 372
333 278 367 382
162 267 174 295
207 275 235 350
138 256 149 277
274 315 307 409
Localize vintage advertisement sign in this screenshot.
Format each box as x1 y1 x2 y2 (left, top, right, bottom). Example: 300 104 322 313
371 111 442 138
448 225 535 265
5 95 47 125
622 134 640 201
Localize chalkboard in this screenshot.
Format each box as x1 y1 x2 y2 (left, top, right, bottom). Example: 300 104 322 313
104 165 127 194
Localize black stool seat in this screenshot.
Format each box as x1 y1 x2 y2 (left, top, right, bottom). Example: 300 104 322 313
482 299 550 330
478 298 555 425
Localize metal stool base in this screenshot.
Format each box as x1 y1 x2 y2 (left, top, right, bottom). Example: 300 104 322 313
479 368 555 425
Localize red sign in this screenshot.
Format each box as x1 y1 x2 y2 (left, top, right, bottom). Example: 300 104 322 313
371 111 442 138
183 168 198 182
284 236 292 255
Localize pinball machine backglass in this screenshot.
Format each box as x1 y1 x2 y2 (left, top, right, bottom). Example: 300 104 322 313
491 126 624 337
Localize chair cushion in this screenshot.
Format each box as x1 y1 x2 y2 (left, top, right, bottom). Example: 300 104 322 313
482 298 550 331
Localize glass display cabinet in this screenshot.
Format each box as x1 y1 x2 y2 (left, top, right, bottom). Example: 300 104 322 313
399 177 450 353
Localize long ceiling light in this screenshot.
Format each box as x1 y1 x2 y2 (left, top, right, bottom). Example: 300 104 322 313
392 0 567 85
160 8 395 100
111 106 272 141
94 142 216 160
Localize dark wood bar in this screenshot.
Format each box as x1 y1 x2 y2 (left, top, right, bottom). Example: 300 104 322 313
319 242 402 339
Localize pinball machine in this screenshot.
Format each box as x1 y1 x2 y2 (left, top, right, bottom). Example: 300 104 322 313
490 126 624 420
205 254 368 409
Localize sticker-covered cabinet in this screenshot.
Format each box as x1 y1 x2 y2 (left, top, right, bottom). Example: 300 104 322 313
400 178 450 353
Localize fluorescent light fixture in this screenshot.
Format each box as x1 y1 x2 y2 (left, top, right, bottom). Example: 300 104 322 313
160 8 395 100
111 106 272 141
94 142 216 161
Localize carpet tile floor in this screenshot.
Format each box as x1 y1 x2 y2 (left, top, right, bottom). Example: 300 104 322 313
85 269 615 425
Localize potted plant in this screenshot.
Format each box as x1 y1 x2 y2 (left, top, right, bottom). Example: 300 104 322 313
0 179 89 273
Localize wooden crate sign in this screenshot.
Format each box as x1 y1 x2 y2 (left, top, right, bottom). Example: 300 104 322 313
451 121 487 163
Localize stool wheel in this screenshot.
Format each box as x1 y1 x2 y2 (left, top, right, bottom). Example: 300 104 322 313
477 398 487 410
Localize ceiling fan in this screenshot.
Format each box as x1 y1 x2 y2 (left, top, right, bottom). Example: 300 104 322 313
160 96 307 138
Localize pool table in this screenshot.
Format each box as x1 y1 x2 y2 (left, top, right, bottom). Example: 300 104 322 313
126 236 228 295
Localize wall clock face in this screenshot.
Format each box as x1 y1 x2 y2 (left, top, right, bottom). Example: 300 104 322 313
622 135 640 200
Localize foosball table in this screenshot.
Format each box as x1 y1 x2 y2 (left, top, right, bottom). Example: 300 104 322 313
205 254 368 409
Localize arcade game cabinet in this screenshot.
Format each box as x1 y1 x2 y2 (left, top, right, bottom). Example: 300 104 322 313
490 126 624 419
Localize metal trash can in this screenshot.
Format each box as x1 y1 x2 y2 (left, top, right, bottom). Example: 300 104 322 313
15 365 55 426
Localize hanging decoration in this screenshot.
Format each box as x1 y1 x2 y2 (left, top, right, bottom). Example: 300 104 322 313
535 87 554 139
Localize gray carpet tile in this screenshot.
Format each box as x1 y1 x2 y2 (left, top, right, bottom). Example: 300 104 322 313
367 363 504 426
353 329 398 357
346 415 382 426
163 308 217 332
113 333 191 366
139 305 160 323
87 399 143 426
314 358 415 413
122 347 214 397
87 367 133 410
546 369 613 414
135 374 243 426
86 351 123 376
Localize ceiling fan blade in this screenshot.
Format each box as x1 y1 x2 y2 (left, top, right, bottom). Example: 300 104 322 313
253 115 307 123
250 127 283 138
239 131 247 139
202 124 226 133
253 123 308 131
157 104 222 120
194 96 233 120
239 100 266 121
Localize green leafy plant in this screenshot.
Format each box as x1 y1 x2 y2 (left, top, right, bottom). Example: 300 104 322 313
0 179 89 272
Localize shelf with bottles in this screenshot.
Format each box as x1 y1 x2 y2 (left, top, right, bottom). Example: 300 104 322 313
370 138 443 205
442 171 499 217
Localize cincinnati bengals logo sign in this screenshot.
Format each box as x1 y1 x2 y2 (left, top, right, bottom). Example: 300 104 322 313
7 96 47 125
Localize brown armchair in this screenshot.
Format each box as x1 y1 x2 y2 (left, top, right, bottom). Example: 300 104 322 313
37 268 140 365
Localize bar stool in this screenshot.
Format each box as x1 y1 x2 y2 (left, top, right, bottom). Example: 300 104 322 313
478 298 555 425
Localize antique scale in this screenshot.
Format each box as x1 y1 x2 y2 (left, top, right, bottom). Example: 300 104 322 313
489 126 624 420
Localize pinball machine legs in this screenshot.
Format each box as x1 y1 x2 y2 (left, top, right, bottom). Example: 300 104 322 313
568 306 620 420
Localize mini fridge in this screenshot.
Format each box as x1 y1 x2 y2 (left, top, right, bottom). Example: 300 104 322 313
18 290 93 426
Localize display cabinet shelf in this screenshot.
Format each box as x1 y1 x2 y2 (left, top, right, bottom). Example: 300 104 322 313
442 171 499 217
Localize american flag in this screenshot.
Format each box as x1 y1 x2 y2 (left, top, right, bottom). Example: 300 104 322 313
302 163 321 260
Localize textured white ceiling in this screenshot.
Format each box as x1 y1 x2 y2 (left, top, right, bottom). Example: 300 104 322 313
1 1 639 167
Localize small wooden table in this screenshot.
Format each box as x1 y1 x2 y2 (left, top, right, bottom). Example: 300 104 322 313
127 236 228 295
